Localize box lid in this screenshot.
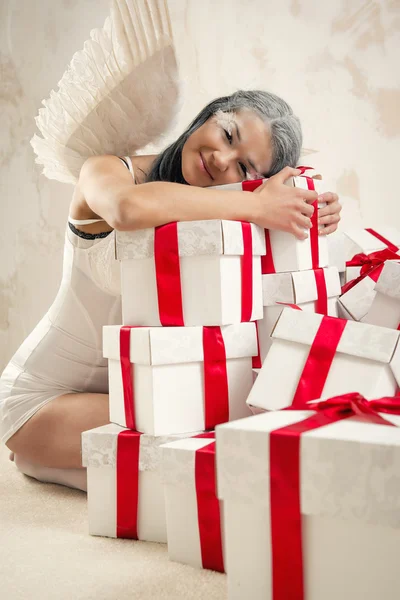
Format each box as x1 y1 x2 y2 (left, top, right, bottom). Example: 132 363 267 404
216 410 400 526
375 260 400 300
115 220 266 260
262 267 341 306
160 436 215 487
81 423 196 470
344 228 400 257
271 307 400 364
103 322 257 365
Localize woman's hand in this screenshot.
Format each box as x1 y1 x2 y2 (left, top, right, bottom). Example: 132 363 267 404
251 167 317 240
317 192 342 235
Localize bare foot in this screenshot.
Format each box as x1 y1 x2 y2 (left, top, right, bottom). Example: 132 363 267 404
9 452 15 462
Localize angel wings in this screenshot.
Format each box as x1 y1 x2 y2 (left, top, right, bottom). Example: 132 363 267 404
30 0 183 184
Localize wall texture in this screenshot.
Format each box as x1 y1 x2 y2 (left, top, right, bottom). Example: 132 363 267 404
1 0 399 370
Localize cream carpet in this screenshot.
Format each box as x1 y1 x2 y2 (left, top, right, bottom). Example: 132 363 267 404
0 444 226 600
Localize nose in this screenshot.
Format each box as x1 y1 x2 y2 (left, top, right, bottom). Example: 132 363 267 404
212 149 237 173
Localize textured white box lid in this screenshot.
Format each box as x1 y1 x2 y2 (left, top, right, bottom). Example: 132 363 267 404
262 267 341 306
375 260 400 300
115 220 266 259
161 436 216 486
103 322 257 365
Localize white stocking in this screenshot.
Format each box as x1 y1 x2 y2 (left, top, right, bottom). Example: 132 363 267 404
14 454 87 492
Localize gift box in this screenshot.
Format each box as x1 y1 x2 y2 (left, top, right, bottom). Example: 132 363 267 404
338 260 386 322
161 433 224 573
211 172 329 273
246 308 400 412
81 423 197 542
216 393 400 600
116 220 265 326
344 227 400 282
256 267 340 362
327 230 346 274
363 260 400 329
104 323 256 435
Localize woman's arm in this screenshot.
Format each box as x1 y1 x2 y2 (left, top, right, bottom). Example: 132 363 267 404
78 155 317 238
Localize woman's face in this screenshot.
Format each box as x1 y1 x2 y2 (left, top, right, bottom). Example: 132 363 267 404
181 109 273 187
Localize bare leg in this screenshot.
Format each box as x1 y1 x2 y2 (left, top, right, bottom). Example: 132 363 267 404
14 454 88 492
6 392 109 469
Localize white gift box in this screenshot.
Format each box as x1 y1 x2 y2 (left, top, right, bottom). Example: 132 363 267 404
339 267 382 321
327 230 346 273
344 227 400 259
81 423 197 542
104 323 256 435
211 175 329 273
363 260 400 329
257 267 340 362
246 308 400 412
216 407 400 600
116 220 265 326
161 436 225 572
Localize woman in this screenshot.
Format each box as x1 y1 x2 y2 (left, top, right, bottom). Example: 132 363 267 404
1 90 341 492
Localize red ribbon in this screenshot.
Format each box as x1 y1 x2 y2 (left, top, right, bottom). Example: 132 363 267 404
240 222 253 322
120 326 136 430
116 429 142 539
270 392 400 600
203 327 229 430
313 268 328 315
252 321 262 368
261 229 276 275
291 315 347 408
194 432 224 573
302 176 319 269
342 249 399 295
154 222 185 326
365 228 399 253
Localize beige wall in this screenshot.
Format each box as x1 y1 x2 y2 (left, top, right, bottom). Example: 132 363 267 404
1 0 399 370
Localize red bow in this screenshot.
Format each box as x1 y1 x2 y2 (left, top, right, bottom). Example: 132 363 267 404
307 391 400 426
342 248 400 294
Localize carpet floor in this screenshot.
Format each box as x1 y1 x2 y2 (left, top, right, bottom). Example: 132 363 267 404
0 444 226 600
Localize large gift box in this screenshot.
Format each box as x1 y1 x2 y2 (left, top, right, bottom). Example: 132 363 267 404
363 260 400 329
81 423 197 542
257 266 340 362
344 227 400 282
211 172 329 273
104 323 256 435
216 394 400 600
116 220 265 326
161 433 224 573
246 308 400 412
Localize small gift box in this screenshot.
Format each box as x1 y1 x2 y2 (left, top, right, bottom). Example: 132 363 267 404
104 323 256 435
246 308 400 412
81 423 197 542
216 393 400 600
211 171 329 273
116 220 265 326
344 227 400 282
339 258 388 322
256 266 341 362
363 260 400 329
161 433 224 573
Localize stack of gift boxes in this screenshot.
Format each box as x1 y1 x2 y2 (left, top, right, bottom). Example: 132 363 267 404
81 169 400 600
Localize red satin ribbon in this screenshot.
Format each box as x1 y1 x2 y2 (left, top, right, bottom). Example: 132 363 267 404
241 222 253 322
313 268 328 315
261 229 276 275
154 222 184 326
203 327 229 429
365 228 399 253
120 326 136 430
194 433 225 573
252 321 262 368
116 429 142 539
270 392 400 600
341 249 399 295
291 315 347 408
302 176 319 269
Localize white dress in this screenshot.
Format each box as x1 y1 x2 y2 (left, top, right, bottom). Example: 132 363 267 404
0 158 134 445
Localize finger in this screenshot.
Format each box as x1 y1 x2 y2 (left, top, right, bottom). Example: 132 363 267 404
318 213 341 226
292 224 309 240
299 189 319 203
297 214 312 229
319 223 339 235
272 166 302 183
318 202 341 218
317 192 339 203
299 201 315 218
311 174 323 180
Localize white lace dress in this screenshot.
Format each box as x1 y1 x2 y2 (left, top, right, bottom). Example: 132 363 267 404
0 159 134 445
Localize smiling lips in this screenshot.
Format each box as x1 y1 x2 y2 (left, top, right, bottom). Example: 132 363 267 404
200 153 213 180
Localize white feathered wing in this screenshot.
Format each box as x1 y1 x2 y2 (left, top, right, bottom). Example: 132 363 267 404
30 0 183 185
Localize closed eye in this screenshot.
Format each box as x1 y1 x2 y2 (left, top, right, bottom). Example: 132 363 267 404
224 128 247 177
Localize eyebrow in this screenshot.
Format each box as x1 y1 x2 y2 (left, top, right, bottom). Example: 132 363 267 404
234 121 259 173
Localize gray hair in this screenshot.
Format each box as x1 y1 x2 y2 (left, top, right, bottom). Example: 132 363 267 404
144 89 302 184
